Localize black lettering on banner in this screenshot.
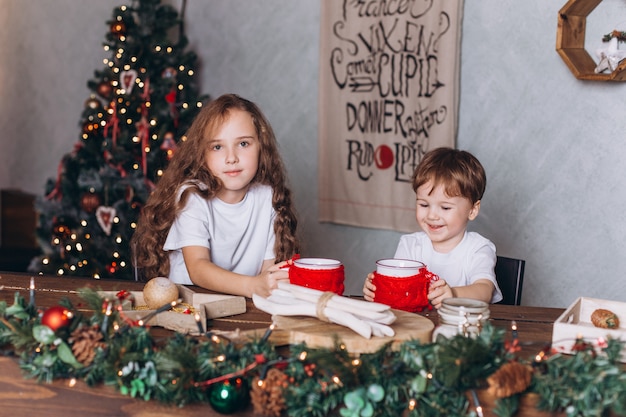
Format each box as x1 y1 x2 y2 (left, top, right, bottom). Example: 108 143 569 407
394 142 417 182
346 139 374 180
328 1 456 182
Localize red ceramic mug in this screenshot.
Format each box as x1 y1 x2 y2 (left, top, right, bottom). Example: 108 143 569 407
288 258 345 295
372 259 432 312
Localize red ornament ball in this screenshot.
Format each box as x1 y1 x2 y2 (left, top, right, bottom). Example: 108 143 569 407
97 81 113 98
41 305 73 331
80 192 101 214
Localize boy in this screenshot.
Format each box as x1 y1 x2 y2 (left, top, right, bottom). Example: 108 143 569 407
363 147 502 309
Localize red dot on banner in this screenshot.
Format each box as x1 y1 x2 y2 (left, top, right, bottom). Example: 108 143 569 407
374 145 394 169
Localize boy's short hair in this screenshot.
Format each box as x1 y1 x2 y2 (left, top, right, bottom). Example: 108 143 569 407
412 147 486 203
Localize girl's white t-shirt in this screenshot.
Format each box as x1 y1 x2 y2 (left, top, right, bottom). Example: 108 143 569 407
394 231 503 303
164 183 276 285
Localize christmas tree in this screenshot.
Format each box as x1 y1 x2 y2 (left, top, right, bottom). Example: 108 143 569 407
29 0 208 280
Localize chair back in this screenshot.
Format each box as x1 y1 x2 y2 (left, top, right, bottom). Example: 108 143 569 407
494 256 525 306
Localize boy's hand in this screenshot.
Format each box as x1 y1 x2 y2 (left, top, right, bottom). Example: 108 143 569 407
428 278 453 309
363 272 376 301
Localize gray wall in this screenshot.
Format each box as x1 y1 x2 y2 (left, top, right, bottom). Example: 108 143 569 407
2 0 625 308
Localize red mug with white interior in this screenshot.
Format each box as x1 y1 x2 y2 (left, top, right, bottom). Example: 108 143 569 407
288 258 345 295
372 258 432 312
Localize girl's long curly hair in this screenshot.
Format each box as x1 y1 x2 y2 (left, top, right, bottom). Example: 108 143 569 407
131 94 300 280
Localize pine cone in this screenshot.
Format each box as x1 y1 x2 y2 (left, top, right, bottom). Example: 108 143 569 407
68 325 106 366
591 309 620 329
487 362 532 398
250 368 288 417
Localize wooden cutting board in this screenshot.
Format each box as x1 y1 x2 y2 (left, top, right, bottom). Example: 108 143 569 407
265 310 434 353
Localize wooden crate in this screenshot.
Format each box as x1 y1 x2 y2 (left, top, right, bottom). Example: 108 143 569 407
99 285 246 335
552 297 626 361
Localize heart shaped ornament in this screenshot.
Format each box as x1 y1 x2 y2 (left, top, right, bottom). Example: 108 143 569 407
96 206 116 236
120 69 138 93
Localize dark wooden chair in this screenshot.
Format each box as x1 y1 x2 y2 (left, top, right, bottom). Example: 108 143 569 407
494 256 525 306
0 189 40 272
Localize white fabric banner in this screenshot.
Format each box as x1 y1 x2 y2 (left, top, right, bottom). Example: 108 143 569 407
318 0 464 232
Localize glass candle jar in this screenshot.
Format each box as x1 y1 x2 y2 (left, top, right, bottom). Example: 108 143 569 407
432 298 490 341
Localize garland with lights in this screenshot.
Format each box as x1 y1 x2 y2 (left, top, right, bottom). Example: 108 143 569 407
1 288 625 417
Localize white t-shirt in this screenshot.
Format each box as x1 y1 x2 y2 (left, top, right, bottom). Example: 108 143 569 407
163 183 276 285
394 231 503 303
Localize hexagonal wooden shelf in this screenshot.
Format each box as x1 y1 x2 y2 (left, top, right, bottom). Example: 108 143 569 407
557 0 626 81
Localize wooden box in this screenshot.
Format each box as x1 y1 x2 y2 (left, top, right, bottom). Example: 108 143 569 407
99 285 246 335
552 297 626 361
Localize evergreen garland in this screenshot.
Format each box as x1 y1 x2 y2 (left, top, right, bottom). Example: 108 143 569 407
1 288 625 417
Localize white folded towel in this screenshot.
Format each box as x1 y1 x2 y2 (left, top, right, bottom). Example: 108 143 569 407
252 282 396 339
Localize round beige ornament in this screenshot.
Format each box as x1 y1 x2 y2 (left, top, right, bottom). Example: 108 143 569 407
143 277 179 309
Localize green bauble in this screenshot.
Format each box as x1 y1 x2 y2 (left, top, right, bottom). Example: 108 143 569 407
208 377 250 414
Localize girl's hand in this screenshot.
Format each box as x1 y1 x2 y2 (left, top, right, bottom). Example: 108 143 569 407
257 263 289 296
428 278 454 309
363 272 376 301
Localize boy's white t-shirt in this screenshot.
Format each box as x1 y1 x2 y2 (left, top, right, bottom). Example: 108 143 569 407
163 183 276 285
394 231 503 303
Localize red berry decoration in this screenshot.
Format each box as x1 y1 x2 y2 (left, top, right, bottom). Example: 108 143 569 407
41 305 73 331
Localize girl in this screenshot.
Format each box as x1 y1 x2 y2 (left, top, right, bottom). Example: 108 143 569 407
132 94 300 297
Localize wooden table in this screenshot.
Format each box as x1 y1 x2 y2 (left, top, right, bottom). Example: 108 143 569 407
0 272 564 417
